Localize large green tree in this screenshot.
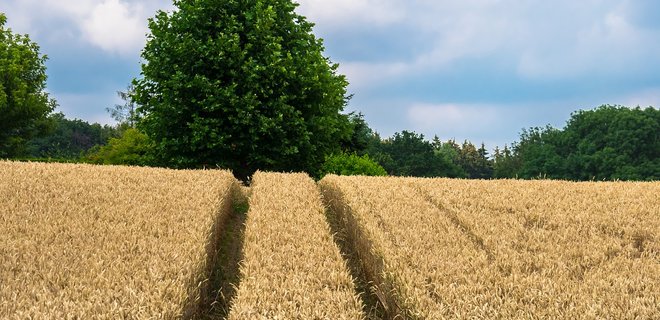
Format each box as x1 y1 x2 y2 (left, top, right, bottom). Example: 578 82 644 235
0 13 55 157
562 105 659 180
505 105 659 181
133 0 352 179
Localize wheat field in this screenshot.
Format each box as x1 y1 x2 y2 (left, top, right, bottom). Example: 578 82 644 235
2 161 658 319
228 172 364 319
0 161 237 319
320 175 660 319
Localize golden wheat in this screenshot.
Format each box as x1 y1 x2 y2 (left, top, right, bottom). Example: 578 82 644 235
0 161 237 319
413 178 660 319
228 172 364 319
320 175 660 319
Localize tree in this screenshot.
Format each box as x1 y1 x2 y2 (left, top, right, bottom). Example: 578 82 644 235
106 84 138 129
133 0 352 180
0 13 56 157
514 126 565 179
561 105 659 180
504 105 659 181
86 128 153 166
455 140 493 179
432 137 467 178
26 113 118 159
377 131 460 177
341 112 373 155
492 145 519 178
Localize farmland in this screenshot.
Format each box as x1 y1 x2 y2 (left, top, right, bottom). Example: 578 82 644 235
1 161 658 319
0 161 237 318
321 175 659 319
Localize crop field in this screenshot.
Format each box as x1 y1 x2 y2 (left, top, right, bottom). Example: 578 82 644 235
320 175 659 319
228 172 363 319
2 161 658 319
0 161 237 319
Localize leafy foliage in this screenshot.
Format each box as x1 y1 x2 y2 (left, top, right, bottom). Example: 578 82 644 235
26 113 117 159
86 128 153 166
106 84 138 129
320 153 387 178
501 105 659 181
0 13 56 157
371 131 467 178
341 112 374 155
133 0 352 180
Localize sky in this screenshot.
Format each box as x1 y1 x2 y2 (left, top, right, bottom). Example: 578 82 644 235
2 0 660 149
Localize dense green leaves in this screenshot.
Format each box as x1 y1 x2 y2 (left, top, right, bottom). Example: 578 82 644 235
26 113 117 159
367 131 470 178
134 0 351 180
499 105 659 181
86 128 154 166
0 13 56 157
320 152 387 178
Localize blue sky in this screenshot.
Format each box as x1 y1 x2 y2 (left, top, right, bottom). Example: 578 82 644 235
3 0 660 149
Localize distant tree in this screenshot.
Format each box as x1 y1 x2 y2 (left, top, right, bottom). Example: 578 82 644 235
561 105 659 180
432 137 467 178
26 113 117 159
514 126 565 179
377 131 461 177
492 145 519 178
505 105 659 181
476 142 494 179
341 112 373 155
133 0 352 180
106 84 138 129
0 13 56 157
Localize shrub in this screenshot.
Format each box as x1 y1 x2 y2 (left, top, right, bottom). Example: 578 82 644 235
320 153 387 178
86 128 153 166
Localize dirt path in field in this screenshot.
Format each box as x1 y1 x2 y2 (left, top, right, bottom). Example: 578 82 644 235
321 195 387 320
204 186 250 319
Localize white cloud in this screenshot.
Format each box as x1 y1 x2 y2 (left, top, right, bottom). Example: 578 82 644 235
81 0 148 56
2 0 172 56
618 88 660 107
297 0 660 89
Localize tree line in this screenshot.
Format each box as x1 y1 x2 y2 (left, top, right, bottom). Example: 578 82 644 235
1 4 658 182
345 105 658 181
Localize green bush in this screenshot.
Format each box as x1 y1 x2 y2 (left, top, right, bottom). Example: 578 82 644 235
320 153 387 178
86 128 153 166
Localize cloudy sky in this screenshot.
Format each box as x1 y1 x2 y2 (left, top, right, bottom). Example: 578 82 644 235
2 0 659 148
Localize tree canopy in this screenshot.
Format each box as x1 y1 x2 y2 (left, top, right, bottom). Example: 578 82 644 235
26 113 117 159
133 0 352 180
496 105 659 181
0 13 55 157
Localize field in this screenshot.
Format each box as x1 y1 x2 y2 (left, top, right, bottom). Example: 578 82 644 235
228 172 363 319
321 175 659 319
0 161 237 318
1 161 658 319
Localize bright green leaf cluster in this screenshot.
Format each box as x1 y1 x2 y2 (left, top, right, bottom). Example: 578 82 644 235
320 152 387 178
